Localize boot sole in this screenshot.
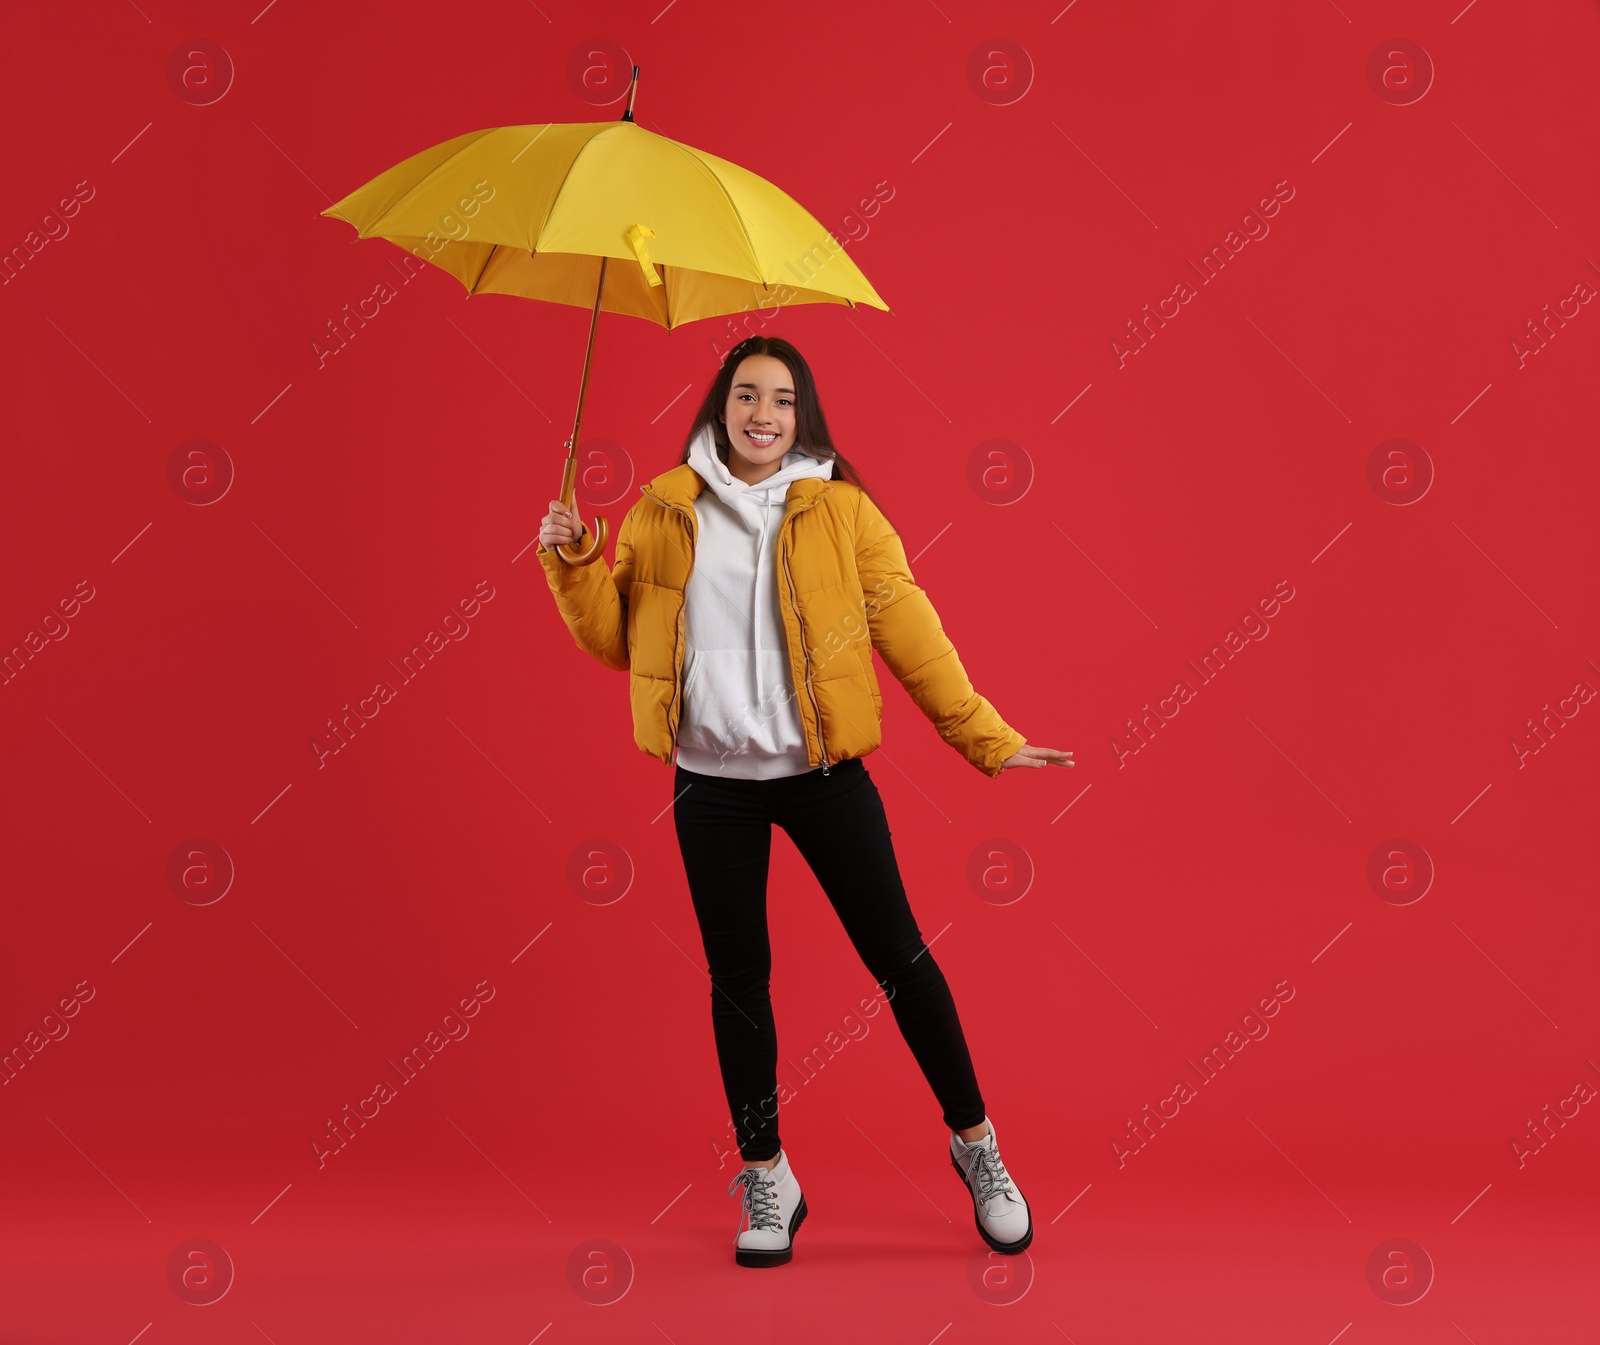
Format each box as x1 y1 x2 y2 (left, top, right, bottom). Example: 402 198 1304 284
735 1194 808 1268
950 1154 1033 1254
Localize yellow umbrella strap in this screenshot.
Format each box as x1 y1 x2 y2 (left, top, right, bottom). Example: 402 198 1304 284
624 223 664 289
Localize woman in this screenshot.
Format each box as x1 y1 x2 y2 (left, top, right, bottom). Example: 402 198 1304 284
537 335 1072 1269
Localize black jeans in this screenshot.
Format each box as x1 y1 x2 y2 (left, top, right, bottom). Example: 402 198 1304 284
673 755 987 1162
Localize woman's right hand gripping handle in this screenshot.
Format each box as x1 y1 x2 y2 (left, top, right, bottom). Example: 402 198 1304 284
539 499 588 561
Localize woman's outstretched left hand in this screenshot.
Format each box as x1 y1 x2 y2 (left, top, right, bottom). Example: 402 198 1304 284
998 744 1074 771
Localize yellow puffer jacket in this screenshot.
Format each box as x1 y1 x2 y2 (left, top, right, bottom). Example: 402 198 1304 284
536 463 1027 777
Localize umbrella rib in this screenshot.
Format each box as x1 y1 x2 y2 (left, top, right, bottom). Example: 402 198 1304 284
469 241 500 295
660 136 764 282
363 127 501 237
535 123 619 253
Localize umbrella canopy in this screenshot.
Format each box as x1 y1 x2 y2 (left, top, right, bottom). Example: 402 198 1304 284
321 120 890 327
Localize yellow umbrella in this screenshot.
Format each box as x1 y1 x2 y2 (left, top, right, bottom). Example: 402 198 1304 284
320 68 890 565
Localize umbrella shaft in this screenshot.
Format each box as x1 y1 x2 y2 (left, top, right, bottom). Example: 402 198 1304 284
566 254 608 472
563 251 611 508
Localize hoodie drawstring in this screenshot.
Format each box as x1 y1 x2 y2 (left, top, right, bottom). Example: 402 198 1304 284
754 493 768 709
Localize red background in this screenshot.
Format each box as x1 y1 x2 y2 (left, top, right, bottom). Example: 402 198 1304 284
3 1 1597 1341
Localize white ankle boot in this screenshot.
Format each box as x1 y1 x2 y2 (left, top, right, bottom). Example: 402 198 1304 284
950 1117 1033 1253
727 1149 808 1267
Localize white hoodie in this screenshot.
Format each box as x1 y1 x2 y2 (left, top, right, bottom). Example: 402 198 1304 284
674 420 837 778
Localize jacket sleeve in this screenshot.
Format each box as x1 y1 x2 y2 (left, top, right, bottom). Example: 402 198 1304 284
854 489 1027 778
534 504 635 672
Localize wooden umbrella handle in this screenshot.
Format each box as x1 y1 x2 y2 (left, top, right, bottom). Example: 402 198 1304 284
555 453 609 565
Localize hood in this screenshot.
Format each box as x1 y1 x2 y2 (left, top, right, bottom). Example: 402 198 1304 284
685 421 835 527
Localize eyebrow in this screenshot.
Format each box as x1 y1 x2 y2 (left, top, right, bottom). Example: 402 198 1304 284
733 382 795 394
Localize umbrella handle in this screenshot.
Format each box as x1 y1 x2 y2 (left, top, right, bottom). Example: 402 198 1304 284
554 453 610 566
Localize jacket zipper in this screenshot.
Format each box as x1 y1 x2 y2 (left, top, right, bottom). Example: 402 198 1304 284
643 487 697 753
780 510 830 775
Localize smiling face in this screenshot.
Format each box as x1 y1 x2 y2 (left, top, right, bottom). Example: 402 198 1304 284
718 354 797 485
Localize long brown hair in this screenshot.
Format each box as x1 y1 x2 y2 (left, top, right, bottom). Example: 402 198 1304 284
676 336 893 528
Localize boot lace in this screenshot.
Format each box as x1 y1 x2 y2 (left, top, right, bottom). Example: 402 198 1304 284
729 1166 782 1232
967 1145 1017 1205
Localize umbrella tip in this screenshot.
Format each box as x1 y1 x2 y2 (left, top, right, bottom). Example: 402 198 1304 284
621 65 640 123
